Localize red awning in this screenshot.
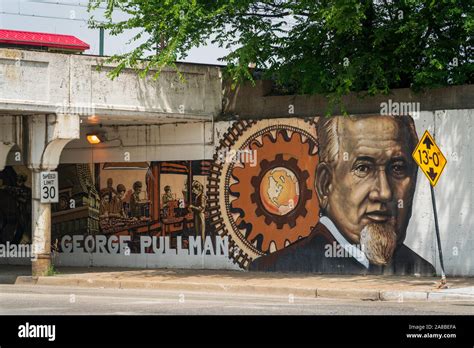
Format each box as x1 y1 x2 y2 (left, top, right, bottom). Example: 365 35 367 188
0 29 90 51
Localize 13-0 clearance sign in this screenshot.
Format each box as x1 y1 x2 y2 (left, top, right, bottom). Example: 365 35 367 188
412 130 447 187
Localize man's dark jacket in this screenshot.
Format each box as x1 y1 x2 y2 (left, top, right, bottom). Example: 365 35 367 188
249 222 436 276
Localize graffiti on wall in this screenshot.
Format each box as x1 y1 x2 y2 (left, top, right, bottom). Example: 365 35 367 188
0 115 437 275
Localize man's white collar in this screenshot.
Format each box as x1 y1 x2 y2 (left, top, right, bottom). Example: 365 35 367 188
319 216 370 269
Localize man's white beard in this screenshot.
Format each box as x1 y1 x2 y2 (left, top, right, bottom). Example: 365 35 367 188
360 222 397 266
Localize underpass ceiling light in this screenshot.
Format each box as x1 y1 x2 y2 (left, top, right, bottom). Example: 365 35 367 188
86 133 105 144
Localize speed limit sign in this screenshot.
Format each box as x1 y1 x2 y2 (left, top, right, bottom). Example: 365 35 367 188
40 171 58 203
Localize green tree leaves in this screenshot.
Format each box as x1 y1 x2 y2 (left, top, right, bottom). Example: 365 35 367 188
88 0 473 111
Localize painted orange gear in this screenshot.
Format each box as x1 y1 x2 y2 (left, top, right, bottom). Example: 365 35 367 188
231 129 319 254
207 118 320 268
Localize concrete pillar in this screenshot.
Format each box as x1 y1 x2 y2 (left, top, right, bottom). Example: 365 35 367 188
0 116 22 171
31 169 52 275
0 142 15 171
27 114 80 276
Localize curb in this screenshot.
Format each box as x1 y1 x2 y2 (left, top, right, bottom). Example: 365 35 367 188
119 280 318 298
316 288 380 300
23 276 318 298
13 276 38 285
13 275 474 302
0 275 20 284
379 290 428 301
427 292 474 301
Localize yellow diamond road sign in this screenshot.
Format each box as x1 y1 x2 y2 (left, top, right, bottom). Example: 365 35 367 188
412 130 447 187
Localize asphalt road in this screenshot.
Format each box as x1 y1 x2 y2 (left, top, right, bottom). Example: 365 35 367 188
0 284 473 315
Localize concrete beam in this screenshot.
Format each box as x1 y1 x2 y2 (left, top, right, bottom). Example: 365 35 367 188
60 122 215 163
222 81 474 119
0 48 222 123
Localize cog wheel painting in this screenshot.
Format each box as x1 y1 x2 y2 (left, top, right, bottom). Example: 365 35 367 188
207 118 320 269
250 154 312 230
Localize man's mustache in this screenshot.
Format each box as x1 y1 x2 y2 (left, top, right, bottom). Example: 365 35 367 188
364 209 397 224
366 209 393 216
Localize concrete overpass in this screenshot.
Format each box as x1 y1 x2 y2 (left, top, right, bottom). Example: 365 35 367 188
0 48 222 275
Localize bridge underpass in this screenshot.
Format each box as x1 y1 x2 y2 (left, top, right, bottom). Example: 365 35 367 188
0 48 222 275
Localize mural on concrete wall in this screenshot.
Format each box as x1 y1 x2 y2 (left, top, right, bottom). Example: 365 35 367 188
210 116 435 275
208 119 320 269
49 160 223 257
51 164 100 242
0 166 32 245
0 115 437 275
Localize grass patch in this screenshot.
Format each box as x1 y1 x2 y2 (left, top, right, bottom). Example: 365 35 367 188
45 265 60 276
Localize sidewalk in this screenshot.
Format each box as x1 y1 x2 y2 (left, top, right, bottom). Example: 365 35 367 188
3 265 474 301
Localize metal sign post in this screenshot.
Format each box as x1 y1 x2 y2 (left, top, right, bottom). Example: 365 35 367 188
412 130 448 288
430 185 447 287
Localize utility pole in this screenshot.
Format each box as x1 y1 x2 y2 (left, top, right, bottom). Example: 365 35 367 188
99 28 104 56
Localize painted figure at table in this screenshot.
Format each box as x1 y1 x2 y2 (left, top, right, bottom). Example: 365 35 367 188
130 181 149 217
188 180 206 241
